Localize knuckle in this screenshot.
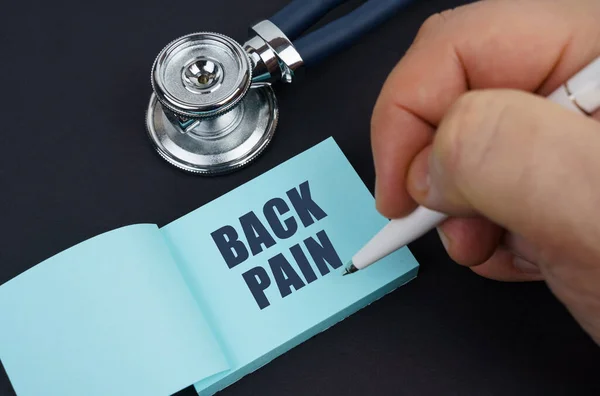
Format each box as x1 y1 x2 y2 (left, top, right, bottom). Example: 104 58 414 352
415 10 455 42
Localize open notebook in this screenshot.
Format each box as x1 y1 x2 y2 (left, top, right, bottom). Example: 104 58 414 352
0 137 419 396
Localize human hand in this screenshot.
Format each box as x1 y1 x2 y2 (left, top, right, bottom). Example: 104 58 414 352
371 0 600 344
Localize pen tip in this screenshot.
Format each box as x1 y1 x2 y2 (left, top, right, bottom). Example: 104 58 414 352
342 260 358 276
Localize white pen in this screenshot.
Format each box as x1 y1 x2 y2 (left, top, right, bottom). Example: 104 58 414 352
343 55 600 275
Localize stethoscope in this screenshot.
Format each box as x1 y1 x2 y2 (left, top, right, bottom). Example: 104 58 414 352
145 0 414 175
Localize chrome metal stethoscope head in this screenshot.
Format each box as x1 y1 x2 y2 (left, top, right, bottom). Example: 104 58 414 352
146 21 302 175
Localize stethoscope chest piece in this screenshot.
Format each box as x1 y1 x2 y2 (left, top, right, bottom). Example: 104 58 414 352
146 32 278 174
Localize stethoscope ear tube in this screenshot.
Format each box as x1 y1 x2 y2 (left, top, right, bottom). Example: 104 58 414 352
271 0 417 67
269 0 347 41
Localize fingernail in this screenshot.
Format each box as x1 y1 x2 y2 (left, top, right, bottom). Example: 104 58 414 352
436 227 450 251
422 152 445 207
411 157 430 193
513 257 541 274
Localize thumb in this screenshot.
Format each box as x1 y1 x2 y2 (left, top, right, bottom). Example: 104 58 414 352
407 89 600 263
406 89 600 343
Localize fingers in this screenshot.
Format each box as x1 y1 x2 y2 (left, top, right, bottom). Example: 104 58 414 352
371 98 433 217
502 233 542 266
435 214 548 276
407 89 600 266
470 248 544 282
435 218 547 280
437 217 502 267
372 0 600 218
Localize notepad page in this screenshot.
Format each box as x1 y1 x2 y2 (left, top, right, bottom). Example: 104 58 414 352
0 224 229 396
160 137 420 395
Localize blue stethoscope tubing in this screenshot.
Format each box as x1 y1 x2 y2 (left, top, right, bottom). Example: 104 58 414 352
269 0 417 66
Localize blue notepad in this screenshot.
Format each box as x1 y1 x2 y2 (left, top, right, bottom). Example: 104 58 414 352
0 137 419 396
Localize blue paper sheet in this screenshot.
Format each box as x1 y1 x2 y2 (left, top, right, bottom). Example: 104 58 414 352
0 225 229 396
0 137 419 395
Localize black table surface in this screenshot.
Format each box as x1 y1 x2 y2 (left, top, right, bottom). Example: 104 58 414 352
1 0 598 395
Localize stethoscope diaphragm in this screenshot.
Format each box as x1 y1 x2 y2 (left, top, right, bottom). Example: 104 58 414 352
151 32 253 119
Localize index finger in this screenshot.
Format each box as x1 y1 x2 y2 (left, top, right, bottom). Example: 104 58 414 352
372 0 600 218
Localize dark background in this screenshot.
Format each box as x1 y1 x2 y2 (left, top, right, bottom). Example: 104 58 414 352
1 0 598 395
